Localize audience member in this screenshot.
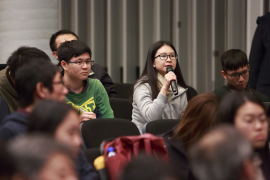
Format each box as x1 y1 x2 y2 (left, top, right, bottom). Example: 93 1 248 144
213 49 268 102
249 13 270 100
58 40 113 120
8 134 78 180
0 96 10 124
131 40 189 133
50 29 118 98
119 155 178 180
161 93 219 180
0 47 51 113
189 125 261 180
218 92 270 180
28 100 99 180
0 60 68 141
0 139 16 180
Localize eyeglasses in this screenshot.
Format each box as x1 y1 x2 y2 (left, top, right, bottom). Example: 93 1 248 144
67 60 94 66
155 54 178 60
226 70 249 80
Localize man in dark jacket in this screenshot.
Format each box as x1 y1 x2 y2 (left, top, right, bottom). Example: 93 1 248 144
50 29 118 98
213 49 268 102
249 13 270 100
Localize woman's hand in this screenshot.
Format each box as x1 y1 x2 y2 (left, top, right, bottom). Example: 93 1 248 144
79 112 96 123
160 71 177 96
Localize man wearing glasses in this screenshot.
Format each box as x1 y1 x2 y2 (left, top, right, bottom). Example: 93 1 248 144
213 49 268 102
57 40 114 121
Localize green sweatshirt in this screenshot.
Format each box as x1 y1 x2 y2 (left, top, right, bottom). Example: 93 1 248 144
66 78 114 118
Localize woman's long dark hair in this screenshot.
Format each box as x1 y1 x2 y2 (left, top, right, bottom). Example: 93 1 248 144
130 41 189 102
217 92 266 125
28 100 78 135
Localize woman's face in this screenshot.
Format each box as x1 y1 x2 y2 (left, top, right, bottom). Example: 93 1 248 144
153 45 177 76
55 111 82 156
234 102 268 149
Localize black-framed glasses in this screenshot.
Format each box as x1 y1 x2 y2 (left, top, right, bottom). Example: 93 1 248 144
67 60 95 66
155 54 178 60
226 70 249 80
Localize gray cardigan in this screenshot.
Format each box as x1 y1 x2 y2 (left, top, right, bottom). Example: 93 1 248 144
131 83 188 133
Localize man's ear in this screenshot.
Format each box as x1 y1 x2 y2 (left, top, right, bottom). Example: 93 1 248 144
52 51 58 59
221 70 227 80
61 60 67 71
35 82 49 99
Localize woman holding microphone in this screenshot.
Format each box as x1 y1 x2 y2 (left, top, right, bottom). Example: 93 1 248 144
131 41 190 133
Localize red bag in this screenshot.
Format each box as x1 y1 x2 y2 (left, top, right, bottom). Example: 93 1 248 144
102 133 169 180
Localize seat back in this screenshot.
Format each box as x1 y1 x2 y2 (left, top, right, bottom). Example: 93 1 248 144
83 148 101 166
113 83 132 99
109 98 132 120
81 118 140 148
187 85 198 99
142 119 180 135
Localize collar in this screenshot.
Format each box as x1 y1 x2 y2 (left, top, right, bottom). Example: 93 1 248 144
67 79 89 94
17 108 30 116
226 83 251 92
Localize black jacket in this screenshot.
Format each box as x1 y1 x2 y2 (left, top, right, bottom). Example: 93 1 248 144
89 63 118 98
161 129 197 180
249 13 270 99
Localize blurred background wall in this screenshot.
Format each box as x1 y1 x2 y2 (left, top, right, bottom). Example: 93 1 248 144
0 0 268 93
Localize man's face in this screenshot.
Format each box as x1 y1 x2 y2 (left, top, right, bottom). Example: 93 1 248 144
45 71 68 102
62 52 91 81
221 65 250 91
52 34 78 59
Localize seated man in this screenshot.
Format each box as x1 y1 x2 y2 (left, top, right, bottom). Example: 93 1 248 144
0 60 68 141
189 125 262 180
213 49 268 102
50 29 118 98
58 40 114 120
0 47 51 113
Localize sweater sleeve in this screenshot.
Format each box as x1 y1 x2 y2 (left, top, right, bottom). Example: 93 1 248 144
95 80 114 118
133 84 167 122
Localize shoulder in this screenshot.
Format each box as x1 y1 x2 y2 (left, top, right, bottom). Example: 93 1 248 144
87 78 103 87
252 90 269 102
213 86 230 98
1 111 27 125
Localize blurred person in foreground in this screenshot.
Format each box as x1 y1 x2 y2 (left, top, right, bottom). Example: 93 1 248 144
190 125 263 180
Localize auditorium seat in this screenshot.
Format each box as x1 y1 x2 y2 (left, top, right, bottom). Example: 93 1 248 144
142 119 180 135
114 83 132 99
109 98 132 120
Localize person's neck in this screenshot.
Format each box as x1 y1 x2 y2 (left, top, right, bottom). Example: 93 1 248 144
62 74 84 93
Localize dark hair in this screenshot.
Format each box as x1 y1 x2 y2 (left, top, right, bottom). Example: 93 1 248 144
217 92 266 124
221 49 248 72
57 40 92 64
0 139 16 178
28 100 78 135
7 134 74 180
49 29 79 52
189 125 252 180
14 61 58 107
130 41 189 101
173 93 219 149
6 46 51 79
119 155 177 180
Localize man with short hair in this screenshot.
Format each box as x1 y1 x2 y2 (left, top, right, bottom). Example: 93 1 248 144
0 47 51 112
0 60 68 141
58 40 114 120
213 49 268 102
50 29 118 98
189 125 262 180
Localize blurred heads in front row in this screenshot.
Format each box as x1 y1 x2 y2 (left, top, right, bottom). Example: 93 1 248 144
190 125 260 180
7 135 78 180
28 100 81 156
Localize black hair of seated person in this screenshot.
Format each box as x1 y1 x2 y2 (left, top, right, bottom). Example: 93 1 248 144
57 40 92 63
28 100 78 135
119 155 178 180
217 92 266 125
6 46 51 80
7 134 74 180
49 29 79 52
221 49 249 72
0 139 16 179
14 60 58 108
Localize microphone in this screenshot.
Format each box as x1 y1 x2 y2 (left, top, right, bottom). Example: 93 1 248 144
166 66 178 95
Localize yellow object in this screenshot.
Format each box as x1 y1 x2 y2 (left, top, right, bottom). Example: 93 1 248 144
93 155 106 170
